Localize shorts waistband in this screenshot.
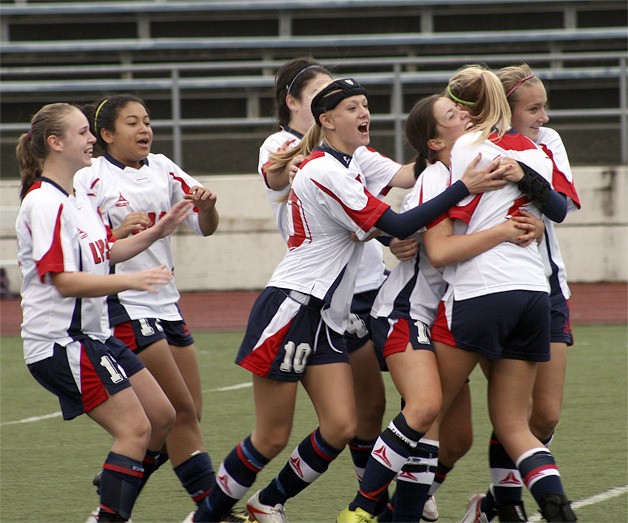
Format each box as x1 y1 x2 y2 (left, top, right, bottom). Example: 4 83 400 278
284 289 325 310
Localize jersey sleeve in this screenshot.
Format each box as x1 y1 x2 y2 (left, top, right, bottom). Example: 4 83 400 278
353 146 401 197
159 154 206 235
538 128 580 211
310 165 390 240
26 195 80 281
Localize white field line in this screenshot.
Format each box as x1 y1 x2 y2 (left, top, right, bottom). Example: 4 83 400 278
205 382 252 393
2 382 252 426
1 411 62 425
528 485 628 521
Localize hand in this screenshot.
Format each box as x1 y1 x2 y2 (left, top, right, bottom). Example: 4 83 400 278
288 155 304 184
389 237 419 261
498 157 525 183
460 153 509 195
131 266 173 294
510 209 545 246
151 199 192 239
184 186 218 211
112 212 152 238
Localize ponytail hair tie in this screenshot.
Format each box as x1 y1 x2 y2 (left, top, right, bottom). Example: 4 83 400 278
26 131 32 141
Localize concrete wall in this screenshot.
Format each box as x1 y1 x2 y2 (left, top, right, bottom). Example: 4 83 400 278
1 166 626 294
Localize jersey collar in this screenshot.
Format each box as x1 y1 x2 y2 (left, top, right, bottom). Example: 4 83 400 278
317 144 353 168
282 125 304 140
104 153 150 170
40 176 70 196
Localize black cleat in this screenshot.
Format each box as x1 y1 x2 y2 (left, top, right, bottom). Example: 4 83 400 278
92 470 102 496
540 493 577 522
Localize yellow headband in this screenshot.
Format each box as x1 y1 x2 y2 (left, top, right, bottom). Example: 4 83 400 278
447 85 477 106
93 99 109 137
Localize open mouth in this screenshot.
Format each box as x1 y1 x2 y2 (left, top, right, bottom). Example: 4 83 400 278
465 121 475 131
138 138 150 146
358 122 369 134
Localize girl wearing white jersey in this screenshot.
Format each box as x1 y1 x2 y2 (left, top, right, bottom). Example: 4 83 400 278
341 95 542 522
257 57 420 517
462 64 581 523
422 67 576 522
74 95 219 516
192 78 505 523
16 103 193 522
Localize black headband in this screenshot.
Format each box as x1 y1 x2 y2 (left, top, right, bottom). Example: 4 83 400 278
311 78 367 126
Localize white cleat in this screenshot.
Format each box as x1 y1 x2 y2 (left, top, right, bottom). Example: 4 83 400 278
183 511 195 523
422 495 439 521
460 493 489 523
246 490 287 523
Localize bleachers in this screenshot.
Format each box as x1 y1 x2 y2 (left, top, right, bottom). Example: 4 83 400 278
1 0 626 176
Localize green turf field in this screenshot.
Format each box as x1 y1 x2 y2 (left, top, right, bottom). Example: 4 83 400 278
1 325 626 522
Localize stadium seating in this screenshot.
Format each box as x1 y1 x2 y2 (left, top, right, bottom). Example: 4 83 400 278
1 0 626 175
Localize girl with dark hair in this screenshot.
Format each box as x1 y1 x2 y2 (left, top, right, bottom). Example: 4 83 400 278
16 102 192 522
74 94 220 520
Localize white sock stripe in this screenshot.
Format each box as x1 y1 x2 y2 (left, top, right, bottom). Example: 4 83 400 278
387 420 418 448
373 437 409 471
216 462 250 500
491 467 523 487
288 448 323 483
515 447 550 467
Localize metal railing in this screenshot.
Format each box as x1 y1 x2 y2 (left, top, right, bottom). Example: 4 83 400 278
2 53 627 165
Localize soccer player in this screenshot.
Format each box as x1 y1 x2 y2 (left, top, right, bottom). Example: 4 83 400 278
461 64 580 523
74 94 219 516
16 102 192 522
340 94 542 523
191 78 505 523
425 66 576 522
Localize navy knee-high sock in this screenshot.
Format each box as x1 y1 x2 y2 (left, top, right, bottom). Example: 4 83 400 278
99 452 144 521
349 413 424 516
173 451 215 505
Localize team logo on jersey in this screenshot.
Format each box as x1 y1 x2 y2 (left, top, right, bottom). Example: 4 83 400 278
115 192 130 207
76 227 88 239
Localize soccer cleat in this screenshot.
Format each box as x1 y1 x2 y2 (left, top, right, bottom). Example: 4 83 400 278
246 490 287 523
183 510 251 522
85 508 100 523
460 493 489 523
422 495 439 522
496 502 527 522
539 493 577 522
93 471 102 495
337 506 378 523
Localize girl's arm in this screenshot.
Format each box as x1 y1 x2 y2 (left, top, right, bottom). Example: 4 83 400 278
51 266 173 298
109 199 192 264
184 186 219 236
422 211 543 269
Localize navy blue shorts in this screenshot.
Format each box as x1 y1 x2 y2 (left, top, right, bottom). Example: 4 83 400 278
113 318 194 354
27 336 144 420
449 290 551 362
236 287 349 382
549 293 573 345
345 289 378 353
372 315 434 361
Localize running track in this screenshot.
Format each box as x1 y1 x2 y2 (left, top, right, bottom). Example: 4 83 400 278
0 283 625 335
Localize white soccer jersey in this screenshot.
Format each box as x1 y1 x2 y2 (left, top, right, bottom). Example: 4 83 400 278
267 146 390 333
444 130 551 301
258 128 400 294
536 127 581 299
17 178 113 364
371 162 451 326
74 153 206 323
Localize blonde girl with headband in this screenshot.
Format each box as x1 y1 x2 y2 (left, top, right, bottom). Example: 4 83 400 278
461 64 581 523
419 65 576 522
16 102 193 522
74 94 220 520
191 78 505 523
258 56 435 519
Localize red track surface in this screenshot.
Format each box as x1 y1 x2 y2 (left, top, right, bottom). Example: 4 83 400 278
1 283 625 336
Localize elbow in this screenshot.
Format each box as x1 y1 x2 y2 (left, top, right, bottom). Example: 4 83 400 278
426 251 447 269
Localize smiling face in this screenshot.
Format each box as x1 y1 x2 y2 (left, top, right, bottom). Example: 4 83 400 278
321 94 370 155
433 97 474 146
101 101 153 169
60 107 97 170
510 81 549 143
